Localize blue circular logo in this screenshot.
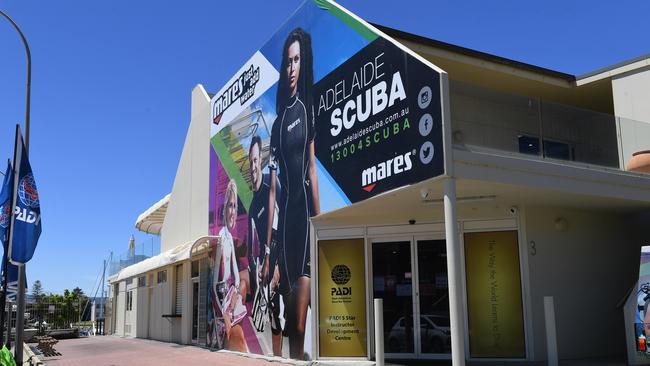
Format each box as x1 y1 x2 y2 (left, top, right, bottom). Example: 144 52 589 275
19 173 39 209
0 204 10 228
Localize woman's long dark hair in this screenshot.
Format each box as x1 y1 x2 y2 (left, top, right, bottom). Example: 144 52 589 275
276 28 313 116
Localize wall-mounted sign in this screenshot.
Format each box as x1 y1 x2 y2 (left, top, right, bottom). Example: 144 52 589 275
318 239 367 357
464 231 526 358
206 0 444 360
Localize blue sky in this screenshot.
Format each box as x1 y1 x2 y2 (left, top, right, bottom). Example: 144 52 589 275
0 0 648 295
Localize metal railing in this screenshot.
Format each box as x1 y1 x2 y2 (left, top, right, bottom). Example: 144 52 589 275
109 241 159 276
449 80 640 170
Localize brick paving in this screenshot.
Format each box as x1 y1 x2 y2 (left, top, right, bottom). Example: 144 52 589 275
38 336 293 366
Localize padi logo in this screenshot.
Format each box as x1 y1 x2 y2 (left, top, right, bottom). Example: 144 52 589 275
14 205 40 225
361 151 413 192
0 204 10 228
331 264 352 296
19 173 39 208
212 64 261 125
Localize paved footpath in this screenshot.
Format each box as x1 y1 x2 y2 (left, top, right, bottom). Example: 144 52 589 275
39 336 293 366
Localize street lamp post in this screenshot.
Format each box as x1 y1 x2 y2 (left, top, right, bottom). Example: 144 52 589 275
0 10 31 149
0 9 32 364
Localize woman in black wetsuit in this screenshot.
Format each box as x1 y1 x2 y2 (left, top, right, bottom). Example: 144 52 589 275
265 27 320 360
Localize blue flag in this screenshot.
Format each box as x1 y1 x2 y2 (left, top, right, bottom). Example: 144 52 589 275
1 259 25 302
10 134 41 264
0 161 20 300
0 161 13 243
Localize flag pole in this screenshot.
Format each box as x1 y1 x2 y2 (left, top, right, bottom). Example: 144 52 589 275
4 127 22 354
0 10 31 364
8 127 25 362
0 159 14 347
14 265 25 360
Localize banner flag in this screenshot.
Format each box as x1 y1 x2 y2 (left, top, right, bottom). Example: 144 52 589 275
1 258 25 302
10 131 41 264
0 161 13 244
0 160 25 301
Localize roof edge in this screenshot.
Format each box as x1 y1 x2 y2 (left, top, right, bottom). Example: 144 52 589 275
576 53 650 85
372 23 576 83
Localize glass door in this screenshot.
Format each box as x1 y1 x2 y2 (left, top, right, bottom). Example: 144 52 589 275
371 236 451 359
415 239 451 356
372 240 415 357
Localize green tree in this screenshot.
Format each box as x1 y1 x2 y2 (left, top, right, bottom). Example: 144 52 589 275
31 280 45 334
31 280 43 301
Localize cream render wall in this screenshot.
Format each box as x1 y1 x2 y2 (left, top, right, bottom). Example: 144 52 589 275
148 268 174 342
524 205 641 361
125 280 137 337
114 281 125 336
160 85 211 252
612 68 650 167
612 68 650 124
136 280 150 339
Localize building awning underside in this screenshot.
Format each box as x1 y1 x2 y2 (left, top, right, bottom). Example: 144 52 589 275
135 194 170 235
110 236 217 282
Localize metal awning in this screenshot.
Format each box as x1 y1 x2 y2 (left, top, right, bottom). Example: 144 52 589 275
110 236 218 282
135 194 170 235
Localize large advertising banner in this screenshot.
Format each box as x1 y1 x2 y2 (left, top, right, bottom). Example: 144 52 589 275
634 246 650 353
464 231 526 358
318 239 367 357
207 0 444 360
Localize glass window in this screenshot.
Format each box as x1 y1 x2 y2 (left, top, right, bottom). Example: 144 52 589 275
518 135 540 156
126 291 133 311
157 270 167 284
191 260 199 278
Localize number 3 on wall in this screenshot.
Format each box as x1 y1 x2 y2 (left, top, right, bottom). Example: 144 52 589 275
529 241 537 256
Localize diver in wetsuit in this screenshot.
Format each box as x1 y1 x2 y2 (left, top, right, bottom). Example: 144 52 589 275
266 28 320 360
247 135 283 356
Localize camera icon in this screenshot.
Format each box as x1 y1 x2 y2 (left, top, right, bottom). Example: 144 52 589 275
418 86 432 109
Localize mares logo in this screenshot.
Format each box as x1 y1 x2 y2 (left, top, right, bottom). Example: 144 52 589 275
212 64 261 125
361 151 413 192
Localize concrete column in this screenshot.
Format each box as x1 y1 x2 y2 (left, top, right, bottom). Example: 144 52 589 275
444 177 466 366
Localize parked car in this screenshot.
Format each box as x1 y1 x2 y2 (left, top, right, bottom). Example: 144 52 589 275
387 315 450 353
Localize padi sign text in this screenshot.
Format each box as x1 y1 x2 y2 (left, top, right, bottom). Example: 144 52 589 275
14 206 40 225
361 151 413 192
212 64 261 125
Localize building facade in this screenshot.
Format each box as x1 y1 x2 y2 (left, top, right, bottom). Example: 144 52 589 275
108 1 650 364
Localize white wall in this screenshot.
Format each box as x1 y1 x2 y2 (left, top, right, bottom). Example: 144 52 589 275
124 280 137 337
612 68 650 167
180 261 193 344
136 278 150 338
170 264 183 344
114 281 125 336
613 67 650 124
112 263 196 344
160 85 211 252
148 267 174 342
524 206 641 361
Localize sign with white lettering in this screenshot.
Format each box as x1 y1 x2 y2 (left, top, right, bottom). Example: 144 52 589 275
207 0 444 360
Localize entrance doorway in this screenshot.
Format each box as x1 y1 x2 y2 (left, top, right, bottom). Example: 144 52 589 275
372 237 450 359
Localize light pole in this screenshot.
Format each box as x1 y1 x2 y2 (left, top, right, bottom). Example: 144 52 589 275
0 10 31 149
0 9 32 364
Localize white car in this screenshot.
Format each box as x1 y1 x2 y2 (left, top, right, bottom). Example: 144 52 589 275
387 315 451 353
